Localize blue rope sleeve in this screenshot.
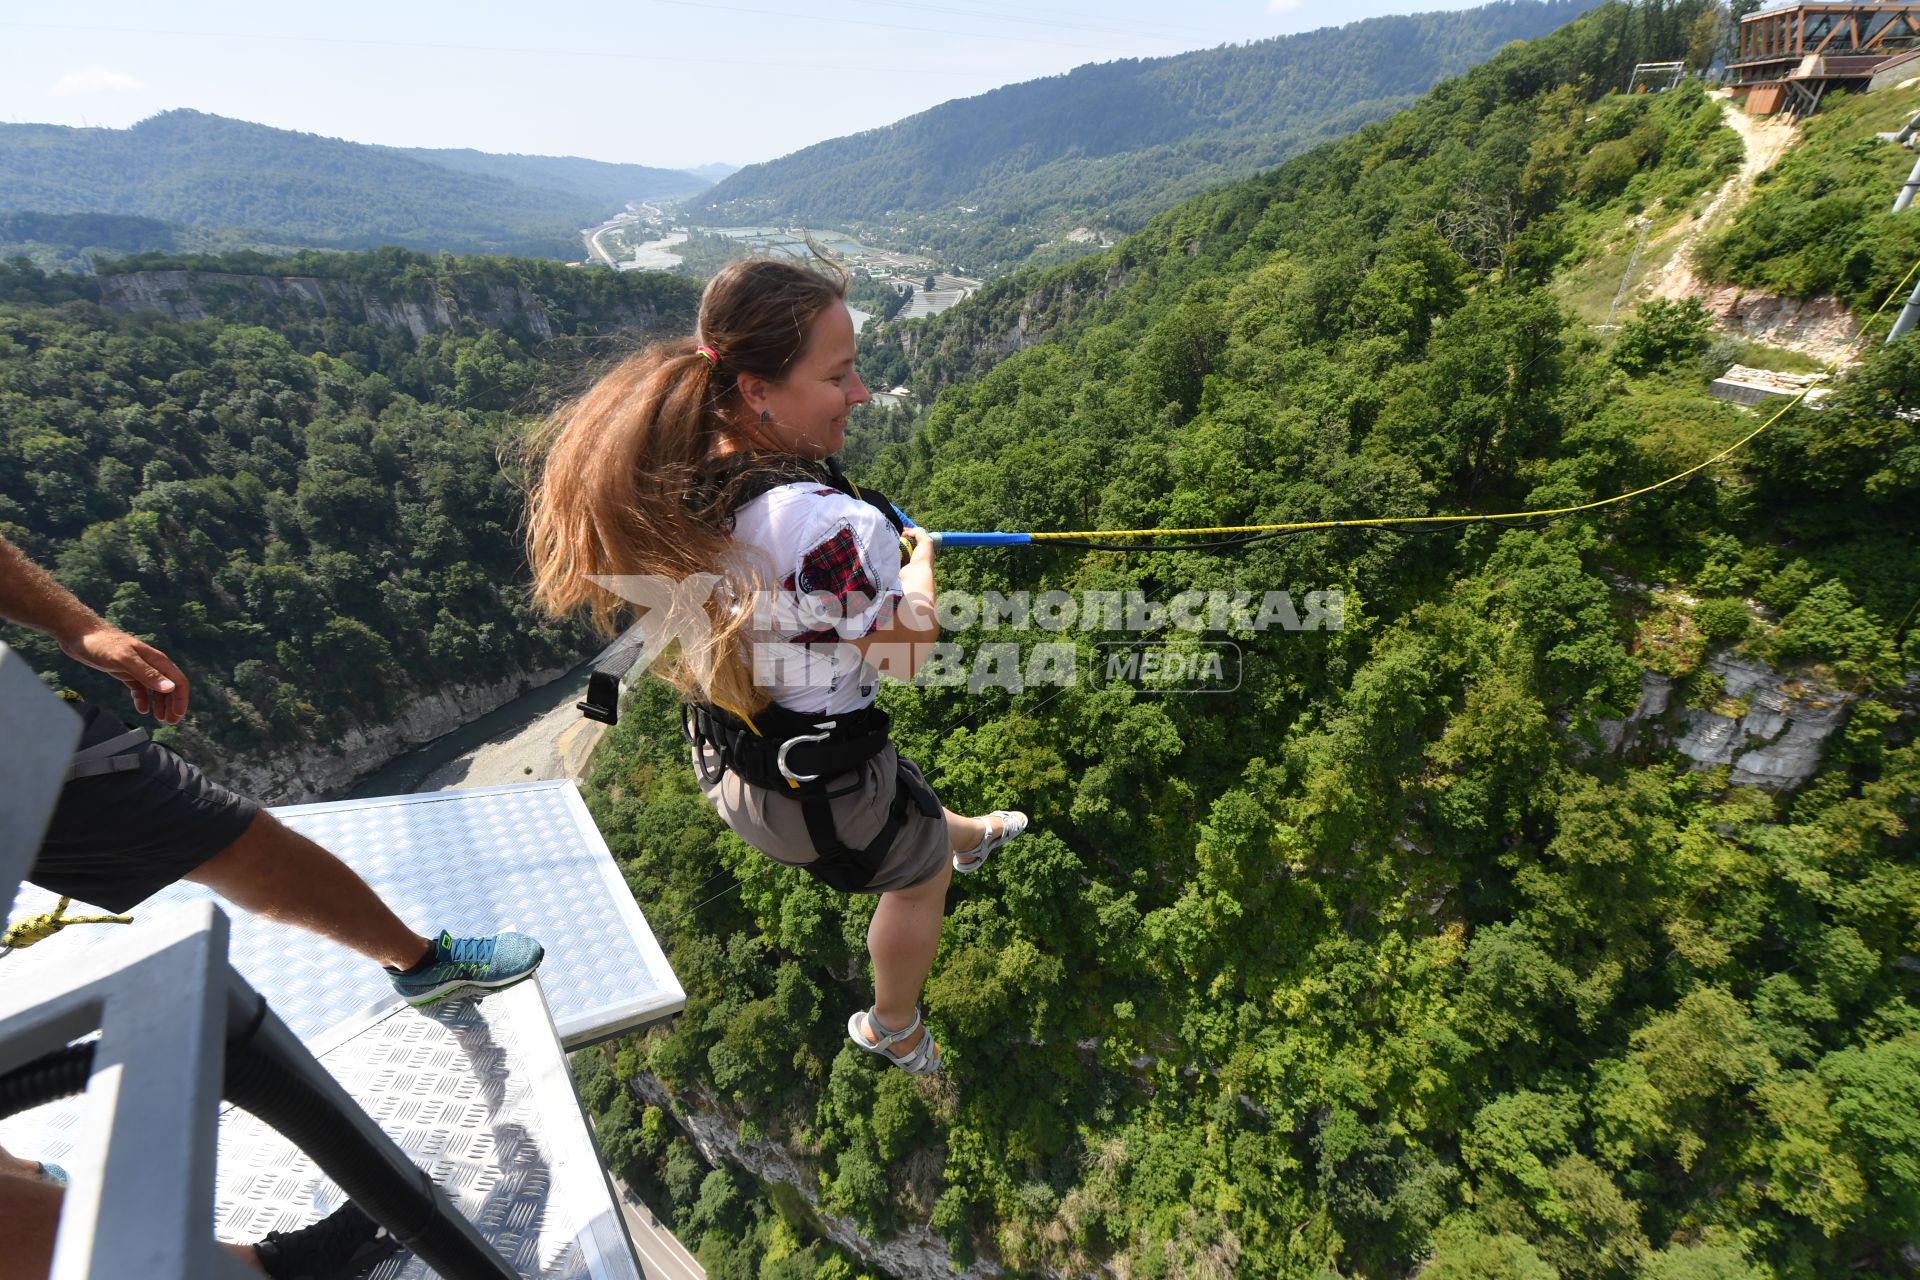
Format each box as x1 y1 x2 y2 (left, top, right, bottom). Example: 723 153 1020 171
931 531 1034 548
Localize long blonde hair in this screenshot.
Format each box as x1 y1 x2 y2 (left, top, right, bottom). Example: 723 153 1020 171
525 256 849 714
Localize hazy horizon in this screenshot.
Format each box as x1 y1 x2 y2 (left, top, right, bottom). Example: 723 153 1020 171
1 0 1525 171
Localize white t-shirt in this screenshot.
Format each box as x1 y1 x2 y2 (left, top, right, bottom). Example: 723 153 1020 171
730 481 904 716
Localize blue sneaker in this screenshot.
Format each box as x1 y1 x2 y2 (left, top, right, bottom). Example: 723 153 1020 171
388 930 544 1007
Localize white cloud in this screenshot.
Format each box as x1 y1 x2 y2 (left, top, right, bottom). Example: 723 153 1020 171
1267 0 1304 10
53 67 145 97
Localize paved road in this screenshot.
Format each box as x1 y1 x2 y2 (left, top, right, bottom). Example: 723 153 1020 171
613 1177 706 1280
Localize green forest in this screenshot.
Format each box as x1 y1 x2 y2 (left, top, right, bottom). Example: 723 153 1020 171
0 249 701 760
2 0 1916 1275
571 6 1920 1279
693 0 1602 274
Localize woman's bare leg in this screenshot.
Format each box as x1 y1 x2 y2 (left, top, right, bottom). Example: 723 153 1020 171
859 809 1017 1058
862 858 953 1055
944 808 985 852
945 807 1018 853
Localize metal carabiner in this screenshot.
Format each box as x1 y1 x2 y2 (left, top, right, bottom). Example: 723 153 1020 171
776 721 838 784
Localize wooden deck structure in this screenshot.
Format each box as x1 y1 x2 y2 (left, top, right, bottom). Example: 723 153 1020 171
1729 2 1920 115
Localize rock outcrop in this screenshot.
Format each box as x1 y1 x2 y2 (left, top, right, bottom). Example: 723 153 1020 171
95 270 668 342
1672 654 1855 787
1592 652 1854 789
627 1072 1002 1280
1690 283 1859 366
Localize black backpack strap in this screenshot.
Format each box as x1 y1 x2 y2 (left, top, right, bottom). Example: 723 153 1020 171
823 458 906 536
64 728 150 783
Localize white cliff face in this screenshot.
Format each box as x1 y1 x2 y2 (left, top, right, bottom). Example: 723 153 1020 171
1592 669 1675 755
626 1072 1004 1280
197 666 569 804
95 271 660 340
1592 653 1854 789
1690 283 1858 366
1672 654 1855 787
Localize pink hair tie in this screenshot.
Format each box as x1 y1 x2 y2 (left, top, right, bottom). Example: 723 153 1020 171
695 345 718 366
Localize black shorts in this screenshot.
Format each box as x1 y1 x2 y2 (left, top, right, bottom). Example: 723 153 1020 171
31 703 259 913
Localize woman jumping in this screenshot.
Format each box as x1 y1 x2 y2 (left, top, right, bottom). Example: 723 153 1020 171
525 256 1027 1074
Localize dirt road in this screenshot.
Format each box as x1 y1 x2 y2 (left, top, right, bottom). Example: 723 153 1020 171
1645 95 1798 302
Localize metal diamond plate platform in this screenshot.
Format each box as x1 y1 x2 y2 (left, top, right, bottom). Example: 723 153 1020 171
5 981 641 1279
4 781 684 1048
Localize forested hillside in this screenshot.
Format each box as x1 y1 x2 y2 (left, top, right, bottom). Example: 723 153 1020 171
692 0 1602 274
575 5 1920 1278
0 110 706 261
0 250 701 768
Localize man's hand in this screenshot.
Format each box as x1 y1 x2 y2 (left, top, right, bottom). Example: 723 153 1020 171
59 626 190 724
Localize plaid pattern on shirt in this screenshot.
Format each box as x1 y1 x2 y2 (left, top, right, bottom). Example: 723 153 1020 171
785 523 880 645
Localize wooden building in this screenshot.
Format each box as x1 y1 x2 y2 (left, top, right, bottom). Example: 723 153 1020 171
1729 2 1920 115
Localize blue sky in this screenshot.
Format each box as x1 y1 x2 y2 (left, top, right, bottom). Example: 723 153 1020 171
0 0 1498 171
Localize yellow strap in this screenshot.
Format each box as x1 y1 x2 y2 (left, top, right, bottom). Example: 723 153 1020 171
2 897 134 951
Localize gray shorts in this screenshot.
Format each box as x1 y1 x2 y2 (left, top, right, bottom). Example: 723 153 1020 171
696 740 950 893
34 703 259 913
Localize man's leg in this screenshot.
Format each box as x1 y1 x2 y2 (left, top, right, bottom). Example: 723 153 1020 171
0 1173 61 1280
185 811 430 972
36 705 542 1004
0 1169 392 1280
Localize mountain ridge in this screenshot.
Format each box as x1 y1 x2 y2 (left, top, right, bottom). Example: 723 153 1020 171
0 109 706 260
691 0 1605 272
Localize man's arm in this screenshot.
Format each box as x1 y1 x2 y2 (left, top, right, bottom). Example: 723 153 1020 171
0 535 189 723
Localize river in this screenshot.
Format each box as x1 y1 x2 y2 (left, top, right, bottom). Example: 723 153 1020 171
337 659 605 799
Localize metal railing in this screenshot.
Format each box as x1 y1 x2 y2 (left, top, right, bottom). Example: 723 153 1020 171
0 643 515 1280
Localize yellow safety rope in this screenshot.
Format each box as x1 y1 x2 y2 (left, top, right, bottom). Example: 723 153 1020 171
2 897 133 952
1024 261 1920 543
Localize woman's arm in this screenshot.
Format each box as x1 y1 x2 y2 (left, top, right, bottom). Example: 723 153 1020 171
842 526 937 681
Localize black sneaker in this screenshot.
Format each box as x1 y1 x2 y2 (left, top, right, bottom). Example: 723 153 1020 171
254 1202 401 1280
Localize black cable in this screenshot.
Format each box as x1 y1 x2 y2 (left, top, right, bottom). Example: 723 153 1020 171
1030 510 1573 552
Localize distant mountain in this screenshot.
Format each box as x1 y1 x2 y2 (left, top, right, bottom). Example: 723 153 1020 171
685 162 740 182
692 0 1602 273
394 146 708 207
0 110 701 260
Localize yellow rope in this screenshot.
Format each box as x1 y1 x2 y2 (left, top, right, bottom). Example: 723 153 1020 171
1025 261 1920 543
1 897 134 951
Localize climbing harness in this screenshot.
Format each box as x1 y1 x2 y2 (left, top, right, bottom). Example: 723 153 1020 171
683 454 937 893
579 451 938 892
684 699 941 893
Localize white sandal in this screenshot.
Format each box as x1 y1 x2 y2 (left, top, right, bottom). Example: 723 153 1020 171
953 810 1027 875
847 1006 941 1075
